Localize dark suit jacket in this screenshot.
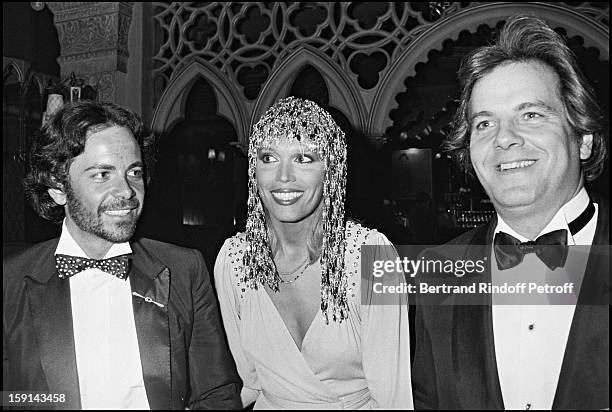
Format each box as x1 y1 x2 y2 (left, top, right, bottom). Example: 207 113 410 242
412 197 609 409
3 237 242 410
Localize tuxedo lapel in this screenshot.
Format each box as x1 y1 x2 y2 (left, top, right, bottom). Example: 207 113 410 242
575 196 610 306
26 249 81 409
452 220 504 409
553 198 609 409
129 241 172 410
452 303 504 409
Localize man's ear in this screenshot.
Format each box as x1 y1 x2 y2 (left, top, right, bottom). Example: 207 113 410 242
47 180 67 206
579 134 593 160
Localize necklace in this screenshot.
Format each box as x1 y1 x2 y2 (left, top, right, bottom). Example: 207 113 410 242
277 257 310 284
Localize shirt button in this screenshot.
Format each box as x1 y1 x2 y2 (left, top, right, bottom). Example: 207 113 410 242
528 324 535 330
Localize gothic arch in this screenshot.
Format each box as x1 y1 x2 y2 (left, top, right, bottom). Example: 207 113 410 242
252 46 367 133
369 2 609 137
151 59 248 144
24 72 44 97
3 60 25 84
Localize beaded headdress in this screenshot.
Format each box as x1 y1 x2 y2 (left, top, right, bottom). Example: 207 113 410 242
243 96 348 323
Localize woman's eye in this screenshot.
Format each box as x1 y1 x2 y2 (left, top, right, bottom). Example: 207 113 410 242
295 154 313 164
260 154 277 163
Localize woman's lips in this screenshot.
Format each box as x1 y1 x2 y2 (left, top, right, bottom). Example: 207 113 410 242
271 190 304 205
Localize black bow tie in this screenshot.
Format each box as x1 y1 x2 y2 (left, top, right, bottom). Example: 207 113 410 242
493 201 595 271
494 230 568 270
55 254 130 280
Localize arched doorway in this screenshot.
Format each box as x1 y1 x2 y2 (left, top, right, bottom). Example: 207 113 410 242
139 77 244 271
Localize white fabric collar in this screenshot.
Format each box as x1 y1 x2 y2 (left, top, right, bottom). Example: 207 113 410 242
495 187 590 246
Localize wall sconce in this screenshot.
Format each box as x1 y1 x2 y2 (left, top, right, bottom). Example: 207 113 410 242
206 148 227 164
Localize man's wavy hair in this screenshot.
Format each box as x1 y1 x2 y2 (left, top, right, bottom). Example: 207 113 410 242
445 15 607 182
24 101 144 223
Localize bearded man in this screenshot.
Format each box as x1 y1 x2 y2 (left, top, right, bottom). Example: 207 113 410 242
3 101 242 410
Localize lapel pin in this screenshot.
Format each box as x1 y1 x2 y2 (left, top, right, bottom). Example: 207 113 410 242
132 291 165 308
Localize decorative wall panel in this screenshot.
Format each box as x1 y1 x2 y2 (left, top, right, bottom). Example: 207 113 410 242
151 2 608 142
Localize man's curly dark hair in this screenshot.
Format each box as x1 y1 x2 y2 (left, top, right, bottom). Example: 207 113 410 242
445 15 608 182
24 100 144 223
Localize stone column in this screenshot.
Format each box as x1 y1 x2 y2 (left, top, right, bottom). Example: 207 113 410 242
47 2 133 104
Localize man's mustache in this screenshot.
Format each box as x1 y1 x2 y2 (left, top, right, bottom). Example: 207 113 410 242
100 199 140 211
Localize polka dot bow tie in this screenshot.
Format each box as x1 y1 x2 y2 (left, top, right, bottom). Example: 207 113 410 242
55 254 130 280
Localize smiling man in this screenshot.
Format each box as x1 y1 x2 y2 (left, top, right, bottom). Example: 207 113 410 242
468 60 591 237
3 101 241 410
412 16 608 410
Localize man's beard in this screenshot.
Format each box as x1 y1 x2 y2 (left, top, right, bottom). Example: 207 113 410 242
64 181 140 243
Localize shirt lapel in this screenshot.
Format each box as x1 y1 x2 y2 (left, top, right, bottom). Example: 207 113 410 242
129 241 172 410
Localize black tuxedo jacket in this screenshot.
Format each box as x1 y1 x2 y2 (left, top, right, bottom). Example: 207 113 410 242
412 197 609 409
3 237 242 410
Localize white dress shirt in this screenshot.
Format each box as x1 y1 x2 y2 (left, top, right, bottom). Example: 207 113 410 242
56 220 150 410
491 188 598 410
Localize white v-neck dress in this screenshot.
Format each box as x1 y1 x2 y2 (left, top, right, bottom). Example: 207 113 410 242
214 221 413 409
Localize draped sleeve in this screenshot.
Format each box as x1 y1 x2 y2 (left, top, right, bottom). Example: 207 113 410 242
213 235 261 407
358 229 414 409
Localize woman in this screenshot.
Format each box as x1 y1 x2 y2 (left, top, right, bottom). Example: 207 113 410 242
215 97 413 409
